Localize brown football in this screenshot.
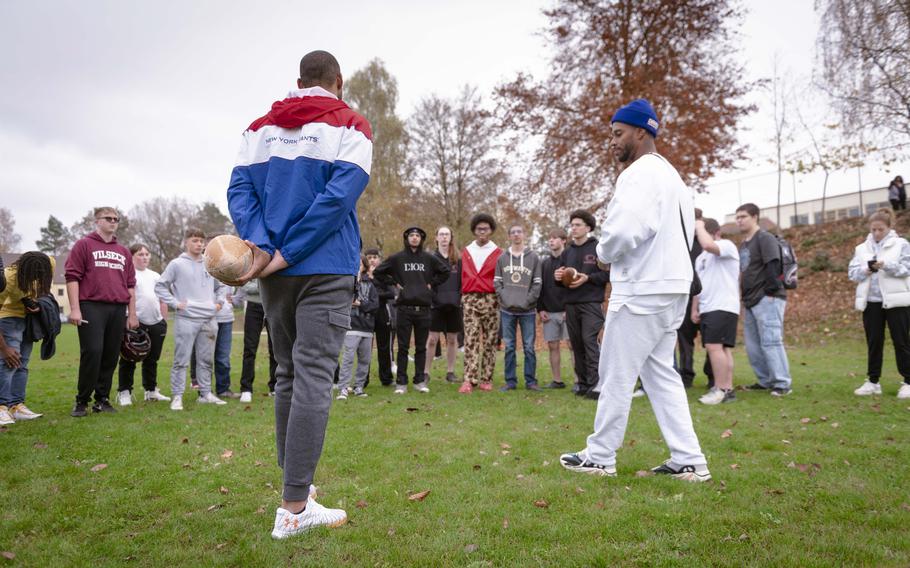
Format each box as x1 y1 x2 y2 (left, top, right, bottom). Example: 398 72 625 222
561 267 579 285
203 235 253 283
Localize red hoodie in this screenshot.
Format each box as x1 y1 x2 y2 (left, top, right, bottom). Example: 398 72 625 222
65 232 135 304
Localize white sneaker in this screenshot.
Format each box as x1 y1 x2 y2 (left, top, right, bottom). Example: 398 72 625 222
353 387 368 398
854 381 882 396
239 392 252 403
415 382 430 393
198 392 227 405
0 406 15 425
898 383 910 399
9 403 42 420
336 388 349 400
270 496 347 539
699 388 726 405
394 385 407 395
117 390 133 406
632 388 646 398
144 389 171 402
170 395 183 411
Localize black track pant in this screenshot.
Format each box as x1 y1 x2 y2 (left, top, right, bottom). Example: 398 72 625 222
240 301 277 393
863 302 910 383
76 301 126 405
565 302 605 393
396 305 430 385
118 319 167 392
374 303 394 385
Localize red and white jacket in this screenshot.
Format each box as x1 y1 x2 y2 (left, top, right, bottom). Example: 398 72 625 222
461 241 502 294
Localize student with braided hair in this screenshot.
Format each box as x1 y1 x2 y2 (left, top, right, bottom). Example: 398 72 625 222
0 251 55 424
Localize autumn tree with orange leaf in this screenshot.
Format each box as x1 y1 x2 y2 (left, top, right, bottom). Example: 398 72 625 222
495 0 757 220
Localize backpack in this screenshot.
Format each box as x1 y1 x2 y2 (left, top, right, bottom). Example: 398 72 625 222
775 235 798 289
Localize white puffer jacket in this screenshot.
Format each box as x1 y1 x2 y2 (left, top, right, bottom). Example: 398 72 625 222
848 230 910 310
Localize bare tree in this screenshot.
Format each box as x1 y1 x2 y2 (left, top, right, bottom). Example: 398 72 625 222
768 58 791 227
817 0 910 141
346 59 410 253
0 207 22 253
409 86 506 244
128 197 199 271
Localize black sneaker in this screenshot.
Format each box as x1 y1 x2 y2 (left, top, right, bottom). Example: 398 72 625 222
745 383 768 391
218 390 242 399
770 388 792 397
584 390 601 400
544 381 566 389
526 384 542 391
499 384 516 392
71 403 88 418
651 460 711 482
721 389 737 403
559 451 616 477
92 400 117 413
445 372 459 383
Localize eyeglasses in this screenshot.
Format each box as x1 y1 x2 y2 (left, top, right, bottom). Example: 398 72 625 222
474 226 492 233
98 216 120 223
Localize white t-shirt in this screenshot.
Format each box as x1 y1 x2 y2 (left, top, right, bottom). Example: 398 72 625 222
695 239 740 315
466 240 498 271
134 268 164 325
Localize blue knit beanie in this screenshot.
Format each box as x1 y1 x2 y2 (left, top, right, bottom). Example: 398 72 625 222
611 99 659 138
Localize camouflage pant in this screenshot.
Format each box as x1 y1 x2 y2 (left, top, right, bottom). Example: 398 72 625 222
463 292 500 384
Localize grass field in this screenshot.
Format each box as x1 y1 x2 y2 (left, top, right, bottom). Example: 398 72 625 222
1 324 909 566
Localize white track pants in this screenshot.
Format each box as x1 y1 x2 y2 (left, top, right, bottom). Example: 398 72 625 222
585 298 707 467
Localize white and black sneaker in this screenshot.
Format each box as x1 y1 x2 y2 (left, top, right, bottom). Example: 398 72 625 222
559 450 616 477
651 460 711 482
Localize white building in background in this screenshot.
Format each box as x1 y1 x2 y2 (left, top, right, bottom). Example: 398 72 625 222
723 186 891 229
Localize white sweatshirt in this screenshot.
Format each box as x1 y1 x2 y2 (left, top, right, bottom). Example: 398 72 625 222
597 153 694 298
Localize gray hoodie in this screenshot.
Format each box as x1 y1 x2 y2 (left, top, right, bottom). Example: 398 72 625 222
493 248 542 313
155 253 227 320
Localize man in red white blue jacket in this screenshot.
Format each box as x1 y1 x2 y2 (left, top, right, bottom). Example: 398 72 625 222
226 50 372 539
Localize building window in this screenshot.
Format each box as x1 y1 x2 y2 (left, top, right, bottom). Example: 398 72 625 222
814 212 824 225
790 214 809 226
848 207 861 218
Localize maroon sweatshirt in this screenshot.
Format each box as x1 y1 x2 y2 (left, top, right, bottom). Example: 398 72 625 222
65 232 136 304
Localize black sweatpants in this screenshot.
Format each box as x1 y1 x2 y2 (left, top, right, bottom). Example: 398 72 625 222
118 319 167 392
76 301 127 405
396 305 430 385
863 302 910 383
565 302 605 393
240 301 277 393
374 302 394 385
675 296 715 388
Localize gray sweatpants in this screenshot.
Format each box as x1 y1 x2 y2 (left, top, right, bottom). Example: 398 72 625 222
261 274 354 502
170 317 216 397
338 333 373 391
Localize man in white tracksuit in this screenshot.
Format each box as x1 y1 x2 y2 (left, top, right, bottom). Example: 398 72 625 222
560 99 710 482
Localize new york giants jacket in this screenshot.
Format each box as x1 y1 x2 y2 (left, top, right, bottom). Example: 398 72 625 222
227 86 373 277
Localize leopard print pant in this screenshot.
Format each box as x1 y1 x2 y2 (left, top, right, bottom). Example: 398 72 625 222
462 292 500 384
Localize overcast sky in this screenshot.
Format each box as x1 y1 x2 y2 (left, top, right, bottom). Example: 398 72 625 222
1 1 905 251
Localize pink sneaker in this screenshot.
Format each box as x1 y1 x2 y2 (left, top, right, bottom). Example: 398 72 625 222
478 383 493 392
458 382 473 394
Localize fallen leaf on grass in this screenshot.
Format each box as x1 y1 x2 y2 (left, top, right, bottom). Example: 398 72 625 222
90 463 108 473
533 499 549 509
405 407 419 413
819 416 828 422
500 443 511 449
635 470 654 477
207 504 220 512
1 551 14 560
219 486 229 495
472 464 481 471
766 488 785 495
844 460 851 466
424 422 431 427
356 500 368 509
502 517 509 529
243 405 252 411
901 503 910 512
387 527 396 537
739 533 750 541
221 450 233 459
255 506 265 514
516 474 525 480
501 450 510 456
33 442 48 449
542 460 550 467
181 437 189 444
575 487 585 493
730 463 740 470
408 490 430 501
215 543 227 550
254 460 263 467
464 544 478 553
781 440 792 445
800 418 812 424
831 422 840 428
721 429 733 439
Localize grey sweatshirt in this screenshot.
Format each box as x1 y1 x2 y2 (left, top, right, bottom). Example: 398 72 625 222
155 253 227 320
493 248 542 313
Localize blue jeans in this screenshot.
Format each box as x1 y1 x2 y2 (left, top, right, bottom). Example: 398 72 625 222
0 317 33 407
215 321 233 394
743 296 791 390
501 311 537 387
